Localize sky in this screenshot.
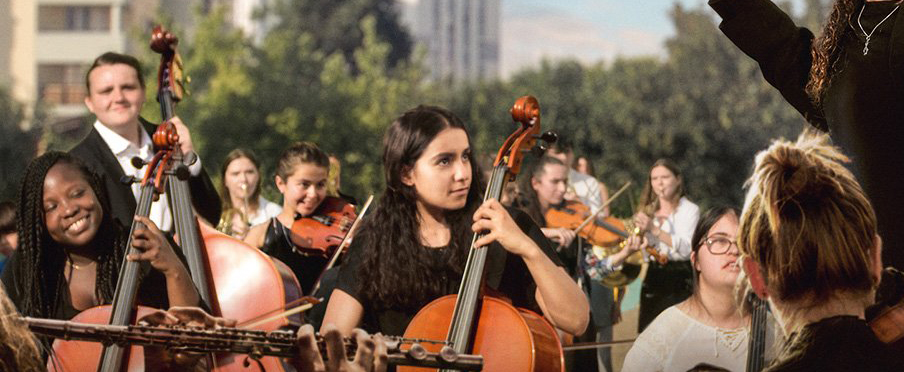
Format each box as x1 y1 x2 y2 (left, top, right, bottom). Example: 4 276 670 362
499 0 809 77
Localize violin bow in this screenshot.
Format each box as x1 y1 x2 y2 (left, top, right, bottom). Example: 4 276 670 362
236 195 374 329
571 181 632 235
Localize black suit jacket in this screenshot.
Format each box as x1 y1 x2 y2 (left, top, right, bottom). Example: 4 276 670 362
69 118 222 229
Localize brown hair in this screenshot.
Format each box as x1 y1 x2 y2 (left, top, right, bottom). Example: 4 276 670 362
806 0 904 102
219 148 263 210
637 159 686 213
738 131 877 308
85 52 145 91
0 284 43 371
275 142 330 181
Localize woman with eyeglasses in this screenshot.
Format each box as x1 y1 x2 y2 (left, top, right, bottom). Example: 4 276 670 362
621 206 777 372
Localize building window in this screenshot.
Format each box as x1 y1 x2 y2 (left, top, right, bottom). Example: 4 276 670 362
38 64 88 105
39 5 111 32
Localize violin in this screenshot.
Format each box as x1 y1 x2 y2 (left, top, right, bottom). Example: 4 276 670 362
545 201 667 264
869 267 904 352
289 196 357 258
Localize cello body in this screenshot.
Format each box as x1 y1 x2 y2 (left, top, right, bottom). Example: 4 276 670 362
401 295 563 372
197 220 303 371
47 306 157 372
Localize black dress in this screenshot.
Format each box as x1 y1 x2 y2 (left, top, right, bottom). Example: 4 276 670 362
709 0 904 270
335 208 565 337
261 218 329 295
765 316 904 371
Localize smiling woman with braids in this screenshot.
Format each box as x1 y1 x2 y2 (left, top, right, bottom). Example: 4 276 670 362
0 152 199 326
709 0 904 270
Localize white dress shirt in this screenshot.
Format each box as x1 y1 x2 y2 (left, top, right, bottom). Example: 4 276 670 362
646 197 699 261
568 169 603 211
93 120 202 232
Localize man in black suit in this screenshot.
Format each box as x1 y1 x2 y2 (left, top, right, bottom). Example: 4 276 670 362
70 52 220 231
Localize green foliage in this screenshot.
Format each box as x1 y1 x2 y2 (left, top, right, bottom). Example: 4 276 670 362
118 1 813 217
0 87 40 201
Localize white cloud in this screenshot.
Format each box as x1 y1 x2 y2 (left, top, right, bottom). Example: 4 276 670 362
501 9 669 78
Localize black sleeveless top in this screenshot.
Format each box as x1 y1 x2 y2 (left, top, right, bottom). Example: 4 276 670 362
262 218 329 295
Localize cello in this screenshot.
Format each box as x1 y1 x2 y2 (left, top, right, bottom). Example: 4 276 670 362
150 26 306 371
402 96 564 372
46 93 180 372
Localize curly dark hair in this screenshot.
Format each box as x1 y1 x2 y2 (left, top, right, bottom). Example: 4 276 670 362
13 151 127 318
807 0 904 102
807 0 858 102
356 105 485 311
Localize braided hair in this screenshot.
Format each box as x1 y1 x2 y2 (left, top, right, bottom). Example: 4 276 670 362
14 151 128 318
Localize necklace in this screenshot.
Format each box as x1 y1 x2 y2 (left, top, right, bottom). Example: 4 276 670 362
857 2 901 55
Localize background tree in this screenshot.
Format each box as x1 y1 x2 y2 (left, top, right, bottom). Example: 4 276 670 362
0 87 41 201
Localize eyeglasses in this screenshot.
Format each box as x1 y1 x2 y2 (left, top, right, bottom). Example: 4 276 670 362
702 235 738 255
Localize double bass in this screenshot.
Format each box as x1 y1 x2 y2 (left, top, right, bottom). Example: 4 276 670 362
150 26 305 371
402 96 564 371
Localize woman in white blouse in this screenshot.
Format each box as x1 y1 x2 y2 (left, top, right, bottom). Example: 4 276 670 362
622 207 776 372
633 159 700 332
217 148 281 239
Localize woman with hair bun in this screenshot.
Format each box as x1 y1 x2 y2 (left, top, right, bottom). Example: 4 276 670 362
739 131 904 371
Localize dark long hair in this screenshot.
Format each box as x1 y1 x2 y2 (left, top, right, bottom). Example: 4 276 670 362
357 106 485 311
515 156 567 227
807 0 858 102
13 152 127 318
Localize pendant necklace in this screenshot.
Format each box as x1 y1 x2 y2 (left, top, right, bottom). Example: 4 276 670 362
857 3 901 56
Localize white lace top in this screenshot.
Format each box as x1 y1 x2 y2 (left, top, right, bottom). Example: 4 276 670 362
621 306 777 372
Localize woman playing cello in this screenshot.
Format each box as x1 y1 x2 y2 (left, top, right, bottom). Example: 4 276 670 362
321 105 588 339
0 152 199 323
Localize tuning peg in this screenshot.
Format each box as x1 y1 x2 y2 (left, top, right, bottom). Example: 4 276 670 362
534 131 557 144
531 145 547 157
120 176 138 185
173 164 191 181
131 157 147 169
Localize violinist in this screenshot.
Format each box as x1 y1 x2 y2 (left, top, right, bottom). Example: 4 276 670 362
244 141 333 294
738 132 904 371
0 152 200 324
633 159 699 332
217 148 281 239
546 138 609 217
69 52 221 232
517 155 632 372
321 105 588 339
